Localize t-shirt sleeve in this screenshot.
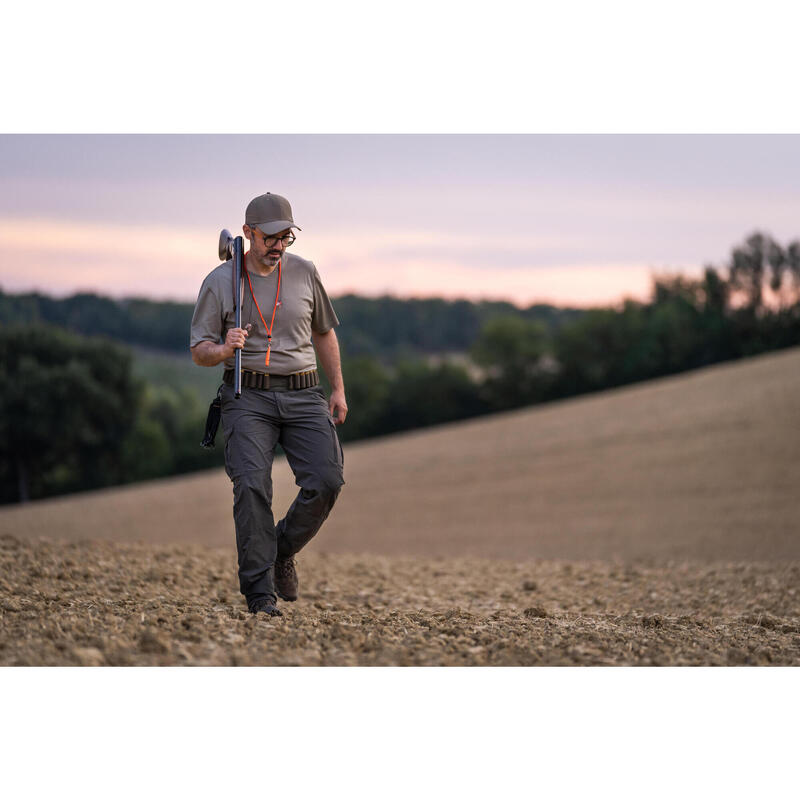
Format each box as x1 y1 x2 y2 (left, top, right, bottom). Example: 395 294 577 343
310 265 340 333
190 275 224 348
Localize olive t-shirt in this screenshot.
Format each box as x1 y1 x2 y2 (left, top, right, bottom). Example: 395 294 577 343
190 252 339 375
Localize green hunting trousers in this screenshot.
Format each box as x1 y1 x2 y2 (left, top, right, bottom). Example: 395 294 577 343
220 383 344 609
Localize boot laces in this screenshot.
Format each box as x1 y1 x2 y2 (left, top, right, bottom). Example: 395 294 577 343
277 558 296 575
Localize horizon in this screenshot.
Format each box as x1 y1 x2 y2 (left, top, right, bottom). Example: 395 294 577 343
0 278 658 311
2 134 799 307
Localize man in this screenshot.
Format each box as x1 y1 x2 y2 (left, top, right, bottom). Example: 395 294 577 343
190 192 346 617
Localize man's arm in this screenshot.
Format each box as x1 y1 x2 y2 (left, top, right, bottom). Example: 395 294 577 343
312 328 347 424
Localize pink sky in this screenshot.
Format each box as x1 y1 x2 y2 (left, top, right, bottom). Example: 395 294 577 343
0 216 664 307
1 135 799 307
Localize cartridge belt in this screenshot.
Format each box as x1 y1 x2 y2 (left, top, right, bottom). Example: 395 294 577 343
223 368 319 392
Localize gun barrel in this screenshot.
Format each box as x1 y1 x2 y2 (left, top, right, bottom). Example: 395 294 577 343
233 236 244 398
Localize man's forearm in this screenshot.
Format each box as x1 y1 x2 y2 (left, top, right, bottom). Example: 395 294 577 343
312 329 344 390
191 341 231 367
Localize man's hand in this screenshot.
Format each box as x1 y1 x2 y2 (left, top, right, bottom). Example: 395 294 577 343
329 388 348 425
191 324 253 367
223 324 252 358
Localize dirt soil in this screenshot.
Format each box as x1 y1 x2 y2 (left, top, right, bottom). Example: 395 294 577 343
3 350 799 667
3 536 798 666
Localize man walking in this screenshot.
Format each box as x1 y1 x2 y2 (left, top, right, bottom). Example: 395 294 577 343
190 192 346 616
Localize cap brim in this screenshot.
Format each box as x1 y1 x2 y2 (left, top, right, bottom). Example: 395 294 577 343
253 221 302 236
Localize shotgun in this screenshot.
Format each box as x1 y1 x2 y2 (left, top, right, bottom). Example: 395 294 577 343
218 228 244 398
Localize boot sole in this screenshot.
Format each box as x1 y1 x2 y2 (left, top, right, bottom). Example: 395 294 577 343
251 608 283 616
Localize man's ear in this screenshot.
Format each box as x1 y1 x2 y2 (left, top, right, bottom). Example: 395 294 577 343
242 224 252 241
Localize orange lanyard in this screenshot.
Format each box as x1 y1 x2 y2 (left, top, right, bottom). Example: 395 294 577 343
244 253 282 367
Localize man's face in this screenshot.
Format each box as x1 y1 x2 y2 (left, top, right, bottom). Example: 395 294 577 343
244 225 294 267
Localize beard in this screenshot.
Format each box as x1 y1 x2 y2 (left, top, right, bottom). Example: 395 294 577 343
254 250 280 267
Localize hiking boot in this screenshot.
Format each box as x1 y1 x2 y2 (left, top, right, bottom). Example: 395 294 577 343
250 599 282 617
275 557 298 602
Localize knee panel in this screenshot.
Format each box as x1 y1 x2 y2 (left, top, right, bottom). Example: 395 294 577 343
302 467 344 498
232 469 274 505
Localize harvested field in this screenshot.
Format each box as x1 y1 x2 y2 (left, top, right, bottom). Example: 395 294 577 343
2 349 799 666
2 536 798 666
2 347 799 563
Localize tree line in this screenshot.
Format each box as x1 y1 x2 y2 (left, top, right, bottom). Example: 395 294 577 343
0 325 224 503
0 287 583 359
2 231 798 504
329 231 800 438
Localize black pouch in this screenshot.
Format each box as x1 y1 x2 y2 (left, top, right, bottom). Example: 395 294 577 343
200 384 224 449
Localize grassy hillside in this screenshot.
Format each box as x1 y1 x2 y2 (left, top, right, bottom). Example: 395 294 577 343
4 345 799 563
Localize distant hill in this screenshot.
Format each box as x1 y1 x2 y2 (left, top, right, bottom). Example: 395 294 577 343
0 288 584 360
5 345 798 563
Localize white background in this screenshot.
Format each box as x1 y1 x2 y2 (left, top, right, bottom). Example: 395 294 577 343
1 1 798 797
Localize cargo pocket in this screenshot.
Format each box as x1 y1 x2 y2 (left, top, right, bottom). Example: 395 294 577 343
327 416 344 470
223 423 235 481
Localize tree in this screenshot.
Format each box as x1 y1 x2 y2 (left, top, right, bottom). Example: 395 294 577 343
701 266 729 315
773 240 800 310
726 232 800 313
729 232 769 312
0 324 142 503
334 356 392 442
376 359 487 434
471 316 552 410
552 304 652 396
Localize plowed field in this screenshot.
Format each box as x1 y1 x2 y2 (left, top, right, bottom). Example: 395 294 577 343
2 537 798 666
2 348 799 666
